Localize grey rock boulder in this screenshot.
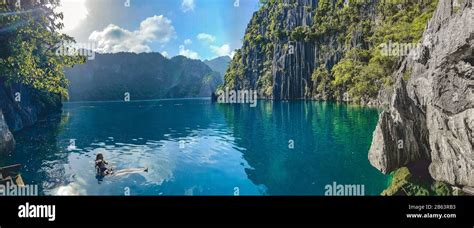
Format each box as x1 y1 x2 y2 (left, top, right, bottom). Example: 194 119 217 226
369 0 474 187
368 79 431 174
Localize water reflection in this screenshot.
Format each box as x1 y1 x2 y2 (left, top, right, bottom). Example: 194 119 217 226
218 101 387 195
2 113 69 194
3 99 387 195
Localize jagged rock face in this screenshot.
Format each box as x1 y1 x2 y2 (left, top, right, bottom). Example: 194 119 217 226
0 78 62 132
0 110 14 154
271 0 318 100
369 80 431 174
228 0 376 100
369 0 474 187
0 77 62 154
232 0 325 99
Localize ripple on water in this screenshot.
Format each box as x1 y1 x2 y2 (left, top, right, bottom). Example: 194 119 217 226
8 99 387 195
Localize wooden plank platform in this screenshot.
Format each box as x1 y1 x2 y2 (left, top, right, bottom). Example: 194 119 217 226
0 164 25 186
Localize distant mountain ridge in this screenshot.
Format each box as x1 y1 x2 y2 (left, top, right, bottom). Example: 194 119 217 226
65 52 224 101
203 56 231 80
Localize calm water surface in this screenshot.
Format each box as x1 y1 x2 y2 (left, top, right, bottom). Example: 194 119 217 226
2 98 389 195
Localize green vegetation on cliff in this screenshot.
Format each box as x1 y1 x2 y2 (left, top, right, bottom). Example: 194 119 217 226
222 0 438 102
382 167 452 196
0 0 84 98
329 0 438 102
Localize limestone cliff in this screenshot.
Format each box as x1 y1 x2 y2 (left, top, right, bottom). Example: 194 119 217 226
225 0 472 191
222 0 378 100
369 0 473 188
0 77 62 154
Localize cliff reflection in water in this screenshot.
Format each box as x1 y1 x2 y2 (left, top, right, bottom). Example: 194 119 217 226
4 99 388 195
1 113 69 195
217 101 388 195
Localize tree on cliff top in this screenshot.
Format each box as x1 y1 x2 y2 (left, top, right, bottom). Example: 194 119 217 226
0 0 84 98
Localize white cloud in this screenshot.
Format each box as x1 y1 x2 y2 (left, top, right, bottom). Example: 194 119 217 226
89 24 151 53
179 45 200 59
210 44 235 57
57 0 88 32
89 15 176 53
161 51 169 58
197 33 216 43
181 0 195 13
184 39 192 45
137 15 176 43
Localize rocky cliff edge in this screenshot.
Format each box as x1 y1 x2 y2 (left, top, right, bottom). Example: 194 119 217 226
369 0 473 188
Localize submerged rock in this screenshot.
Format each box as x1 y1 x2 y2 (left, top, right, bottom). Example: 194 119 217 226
369 0 474 187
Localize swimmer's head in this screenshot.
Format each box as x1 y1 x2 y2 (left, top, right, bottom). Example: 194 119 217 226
96 153 104 161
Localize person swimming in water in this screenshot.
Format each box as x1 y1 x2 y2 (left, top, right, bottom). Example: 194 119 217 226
95 153 148 178
95 153 113 176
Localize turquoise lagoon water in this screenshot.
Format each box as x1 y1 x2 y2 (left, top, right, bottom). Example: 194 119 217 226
2 98 389 195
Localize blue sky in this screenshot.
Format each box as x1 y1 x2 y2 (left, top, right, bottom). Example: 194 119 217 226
60 0 261 60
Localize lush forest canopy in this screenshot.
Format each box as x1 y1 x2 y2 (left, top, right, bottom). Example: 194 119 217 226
0 0 84 98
